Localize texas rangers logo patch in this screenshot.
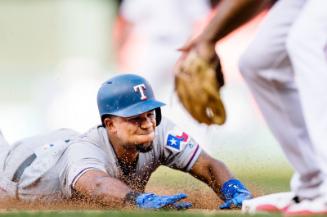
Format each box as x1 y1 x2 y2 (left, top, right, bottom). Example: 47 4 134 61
166 129 189 152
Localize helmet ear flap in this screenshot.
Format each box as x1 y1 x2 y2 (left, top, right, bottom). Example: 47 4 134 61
155 107 162 126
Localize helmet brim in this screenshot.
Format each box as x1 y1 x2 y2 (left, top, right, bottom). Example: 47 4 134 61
111 99 165 118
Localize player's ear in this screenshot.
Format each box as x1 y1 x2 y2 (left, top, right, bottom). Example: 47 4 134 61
104 117 116 133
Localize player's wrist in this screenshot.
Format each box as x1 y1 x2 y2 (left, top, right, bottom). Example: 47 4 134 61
220 178 251 201
124 191 142 205
194 41 217 63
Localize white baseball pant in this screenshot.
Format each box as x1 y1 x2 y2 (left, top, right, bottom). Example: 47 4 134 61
239 0 327 199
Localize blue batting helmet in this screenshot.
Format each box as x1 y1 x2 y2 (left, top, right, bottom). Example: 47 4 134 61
97 74 165 125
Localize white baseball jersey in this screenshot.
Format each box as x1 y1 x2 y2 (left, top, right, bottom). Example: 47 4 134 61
1 117 201 201
2 128 80 201
59 117 201 197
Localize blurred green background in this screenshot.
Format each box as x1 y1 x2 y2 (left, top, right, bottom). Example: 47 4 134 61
0 0 293 215
0 0 117 141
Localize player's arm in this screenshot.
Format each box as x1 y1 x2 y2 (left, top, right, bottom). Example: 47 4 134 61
180 0 271 61
74 169 131 206
73 169 190 209
201 0 271 43
189 151 232 195
189 151 252 209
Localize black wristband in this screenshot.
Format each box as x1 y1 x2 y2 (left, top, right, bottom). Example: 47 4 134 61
124 191 141 205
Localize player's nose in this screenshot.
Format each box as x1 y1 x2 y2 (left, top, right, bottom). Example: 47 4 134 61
140 116 155 129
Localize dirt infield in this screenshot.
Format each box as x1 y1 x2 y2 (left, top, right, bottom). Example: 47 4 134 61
0 185 263 212
0 167 263 212
0 183 266 212
146 186 221 209
0 186 220 211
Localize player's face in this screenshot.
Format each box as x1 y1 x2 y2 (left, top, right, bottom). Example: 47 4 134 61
112 110 156 153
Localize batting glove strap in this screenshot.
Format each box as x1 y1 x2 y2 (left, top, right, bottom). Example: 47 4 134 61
124 191 142 205
220 179 251 201
135 192 188 209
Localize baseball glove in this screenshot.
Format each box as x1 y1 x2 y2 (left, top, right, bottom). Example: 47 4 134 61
174 50 226 125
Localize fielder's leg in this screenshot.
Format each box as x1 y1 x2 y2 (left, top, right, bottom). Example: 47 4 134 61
239 0 322 207
284 0 327 215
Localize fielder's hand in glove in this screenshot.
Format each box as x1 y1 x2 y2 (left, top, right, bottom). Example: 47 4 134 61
219 179 252 209
125 192 192 209
174 45 226 125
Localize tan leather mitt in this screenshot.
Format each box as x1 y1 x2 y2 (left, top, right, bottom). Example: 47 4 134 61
174 50 226 125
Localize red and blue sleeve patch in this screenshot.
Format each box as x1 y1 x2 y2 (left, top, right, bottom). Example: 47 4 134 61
166 131 189 152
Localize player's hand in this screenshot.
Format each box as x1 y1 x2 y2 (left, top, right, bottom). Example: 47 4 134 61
219 179 252 209
178 39 217 63
135 192 191 209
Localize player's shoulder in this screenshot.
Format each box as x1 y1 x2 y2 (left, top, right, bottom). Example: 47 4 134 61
155 116 175 138
47 128 80 141
155 116 193 153
69 125 108 149
63 126 109 158
156 116 174 129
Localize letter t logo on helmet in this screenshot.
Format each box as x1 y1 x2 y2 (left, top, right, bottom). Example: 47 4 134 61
133 84 147 100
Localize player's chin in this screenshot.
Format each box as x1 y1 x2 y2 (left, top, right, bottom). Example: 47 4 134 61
136 142 153 153
134 133 154 153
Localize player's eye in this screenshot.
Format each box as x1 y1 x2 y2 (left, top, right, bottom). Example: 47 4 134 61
127 117 141 123
125 110 155 125
147 112 155 119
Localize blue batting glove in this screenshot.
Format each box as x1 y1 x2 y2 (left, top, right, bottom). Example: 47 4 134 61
135 192 189 209
219 179 252 209
172 201 192 210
